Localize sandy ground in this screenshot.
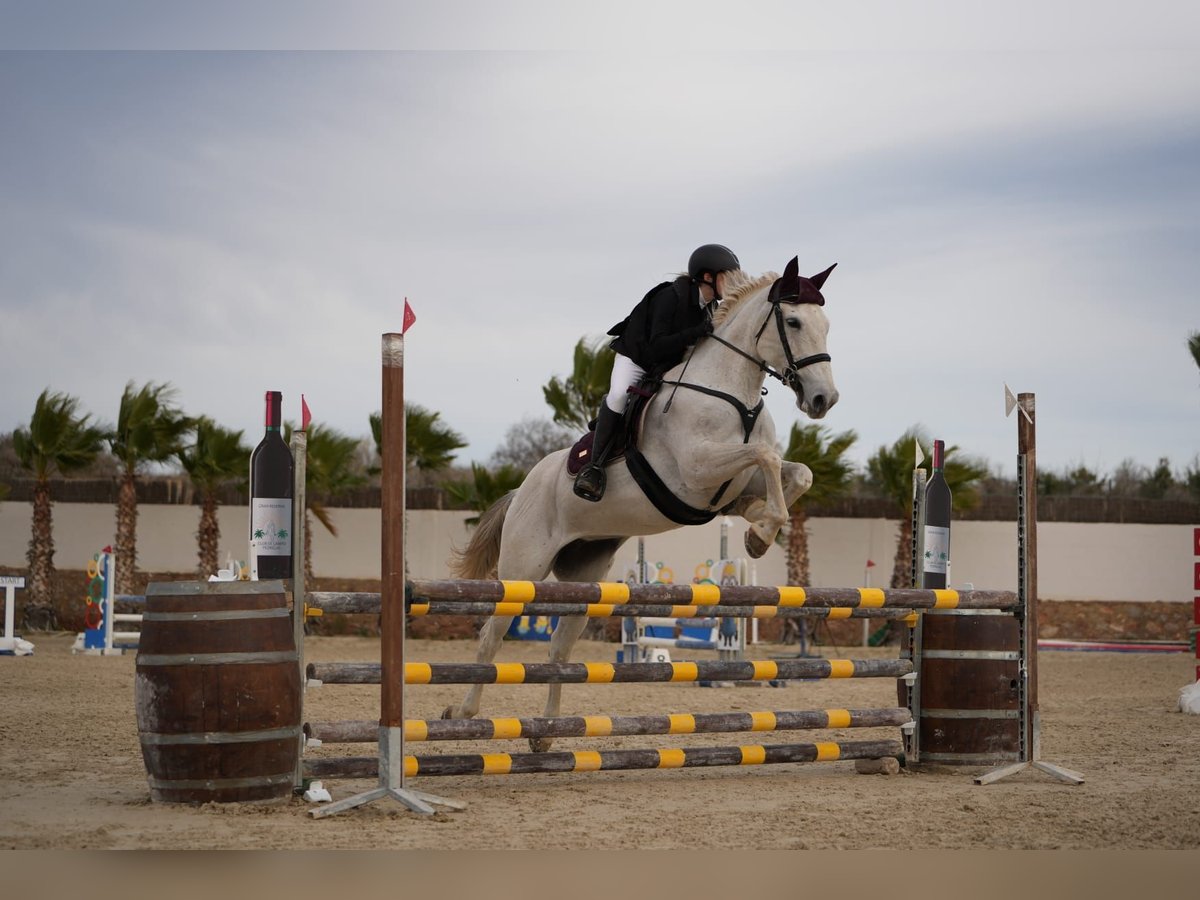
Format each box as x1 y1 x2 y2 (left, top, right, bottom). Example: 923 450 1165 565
1 632 1198 850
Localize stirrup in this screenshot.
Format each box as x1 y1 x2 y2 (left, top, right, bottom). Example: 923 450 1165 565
573 465 606 502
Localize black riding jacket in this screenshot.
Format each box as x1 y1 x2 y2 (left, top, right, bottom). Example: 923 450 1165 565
607 276 712 374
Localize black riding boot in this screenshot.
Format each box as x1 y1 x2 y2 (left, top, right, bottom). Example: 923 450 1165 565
573 403 623 502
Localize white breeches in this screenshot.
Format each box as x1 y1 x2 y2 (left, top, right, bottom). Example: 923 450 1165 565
606 353 646 413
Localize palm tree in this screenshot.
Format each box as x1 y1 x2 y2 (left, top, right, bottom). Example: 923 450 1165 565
1189 331 1200 374
781 423 858 584
779 423 857 643
865 428 989 591
369 404 467 480
290 423 367 581
108 382 192 594
178 418 250 577
443 463 526 526
542 336 615 431
12 390 106 626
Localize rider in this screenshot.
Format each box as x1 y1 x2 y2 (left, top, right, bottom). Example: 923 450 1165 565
573 243 743 502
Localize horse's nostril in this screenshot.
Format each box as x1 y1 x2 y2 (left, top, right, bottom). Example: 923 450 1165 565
811 395 826 413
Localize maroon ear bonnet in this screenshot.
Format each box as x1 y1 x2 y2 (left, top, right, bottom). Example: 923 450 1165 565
768 257 837 306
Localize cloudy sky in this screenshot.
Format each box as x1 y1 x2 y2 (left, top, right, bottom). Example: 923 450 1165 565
2 3 1197 479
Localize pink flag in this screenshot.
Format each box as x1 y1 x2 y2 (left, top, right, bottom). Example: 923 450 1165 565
301 394 311 431
865 559 876 568
402 298 417 334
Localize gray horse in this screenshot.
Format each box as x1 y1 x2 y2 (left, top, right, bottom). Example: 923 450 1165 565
446 257 840 749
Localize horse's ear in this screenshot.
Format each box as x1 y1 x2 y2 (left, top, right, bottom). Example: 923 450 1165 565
810 263 837 290
768 256 801 304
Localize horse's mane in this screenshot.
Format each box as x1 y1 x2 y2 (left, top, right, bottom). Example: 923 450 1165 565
712 270 777 327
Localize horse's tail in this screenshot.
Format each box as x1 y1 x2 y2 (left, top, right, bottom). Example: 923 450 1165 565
449 490 515 579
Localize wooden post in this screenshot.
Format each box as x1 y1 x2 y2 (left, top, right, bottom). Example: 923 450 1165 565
290 429 307 793
380 332 404 735
310 333 463 818
1018 392 1040 759
975 391 1083 786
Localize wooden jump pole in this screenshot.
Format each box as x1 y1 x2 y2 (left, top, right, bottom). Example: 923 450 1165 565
306 657 913 686
306 585 1017 614
305 707 913 745
309 333 463 819
406 601 921 620
304 737 906 780
310 595 923 619
406 581 1018 609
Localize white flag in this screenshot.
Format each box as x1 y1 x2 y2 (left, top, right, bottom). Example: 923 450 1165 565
1004 383 1033 422
914 438 925 469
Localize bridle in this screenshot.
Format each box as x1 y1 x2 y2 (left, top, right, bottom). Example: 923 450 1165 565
706 278 831 397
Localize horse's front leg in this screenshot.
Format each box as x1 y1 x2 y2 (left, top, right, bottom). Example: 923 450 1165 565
679 440 788 559
441 614 515 720
530 614 589 753
725 460 813 529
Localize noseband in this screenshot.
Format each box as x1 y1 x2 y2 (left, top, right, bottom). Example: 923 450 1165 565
756 298 831 392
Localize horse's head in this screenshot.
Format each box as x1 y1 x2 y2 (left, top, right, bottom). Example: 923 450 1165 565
759 256 840 419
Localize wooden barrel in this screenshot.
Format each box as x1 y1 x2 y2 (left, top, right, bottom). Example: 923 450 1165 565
134 580 301 803
915 610 1021 765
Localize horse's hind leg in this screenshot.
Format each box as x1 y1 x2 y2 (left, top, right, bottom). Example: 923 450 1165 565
441 613 516 721
529 614 589 752
530 538 624 752
443 488 560 721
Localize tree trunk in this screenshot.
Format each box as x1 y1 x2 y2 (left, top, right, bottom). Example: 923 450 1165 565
198 492 219 577
785 507 810 586
782 508 811 645
25 481 56 627
890 512 913 589
304 510 314 583
884 509 915 644
115 473 138 595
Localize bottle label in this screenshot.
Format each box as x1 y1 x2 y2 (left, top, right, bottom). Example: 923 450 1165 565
250 498 293 555
923 525 950 575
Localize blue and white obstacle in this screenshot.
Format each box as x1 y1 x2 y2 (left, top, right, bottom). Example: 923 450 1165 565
0 575 33 656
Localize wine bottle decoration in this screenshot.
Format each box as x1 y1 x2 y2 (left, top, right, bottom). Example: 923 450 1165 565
922 439 952 590
249 390 295 580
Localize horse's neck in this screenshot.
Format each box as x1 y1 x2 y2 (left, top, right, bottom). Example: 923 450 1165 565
678 297 770 402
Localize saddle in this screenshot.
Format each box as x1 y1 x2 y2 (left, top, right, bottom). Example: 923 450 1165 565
565 382 655 477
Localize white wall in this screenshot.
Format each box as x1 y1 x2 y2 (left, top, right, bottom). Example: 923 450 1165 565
0 501 1193 603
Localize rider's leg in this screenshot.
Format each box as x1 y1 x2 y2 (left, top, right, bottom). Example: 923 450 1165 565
573 354 643 502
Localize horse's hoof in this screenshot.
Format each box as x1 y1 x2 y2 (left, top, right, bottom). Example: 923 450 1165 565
441 706 458 720
529 737 552 753
745 530 769 559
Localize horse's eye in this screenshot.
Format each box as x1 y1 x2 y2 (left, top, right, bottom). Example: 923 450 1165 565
786 317 802 330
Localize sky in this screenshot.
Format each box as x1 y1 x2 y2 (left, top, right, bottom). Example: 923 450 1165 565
1 3 1198 480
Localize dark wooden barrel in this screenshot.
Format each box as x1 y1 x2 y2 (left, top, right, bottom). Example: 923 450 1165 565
915 610 1021 765
134 580 301 803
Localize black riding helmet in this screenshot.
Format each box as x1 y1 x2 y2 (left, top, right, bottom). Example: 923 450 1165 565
688 244 740 281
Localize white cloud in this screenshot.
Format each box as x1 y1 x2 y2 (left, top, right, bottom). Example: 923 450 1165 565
1 47 1197 480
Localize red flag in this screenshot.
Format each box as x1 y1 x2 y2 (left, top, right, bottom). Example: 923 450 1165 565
301 394 311 431
865 559 876 568
402 297 417 334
